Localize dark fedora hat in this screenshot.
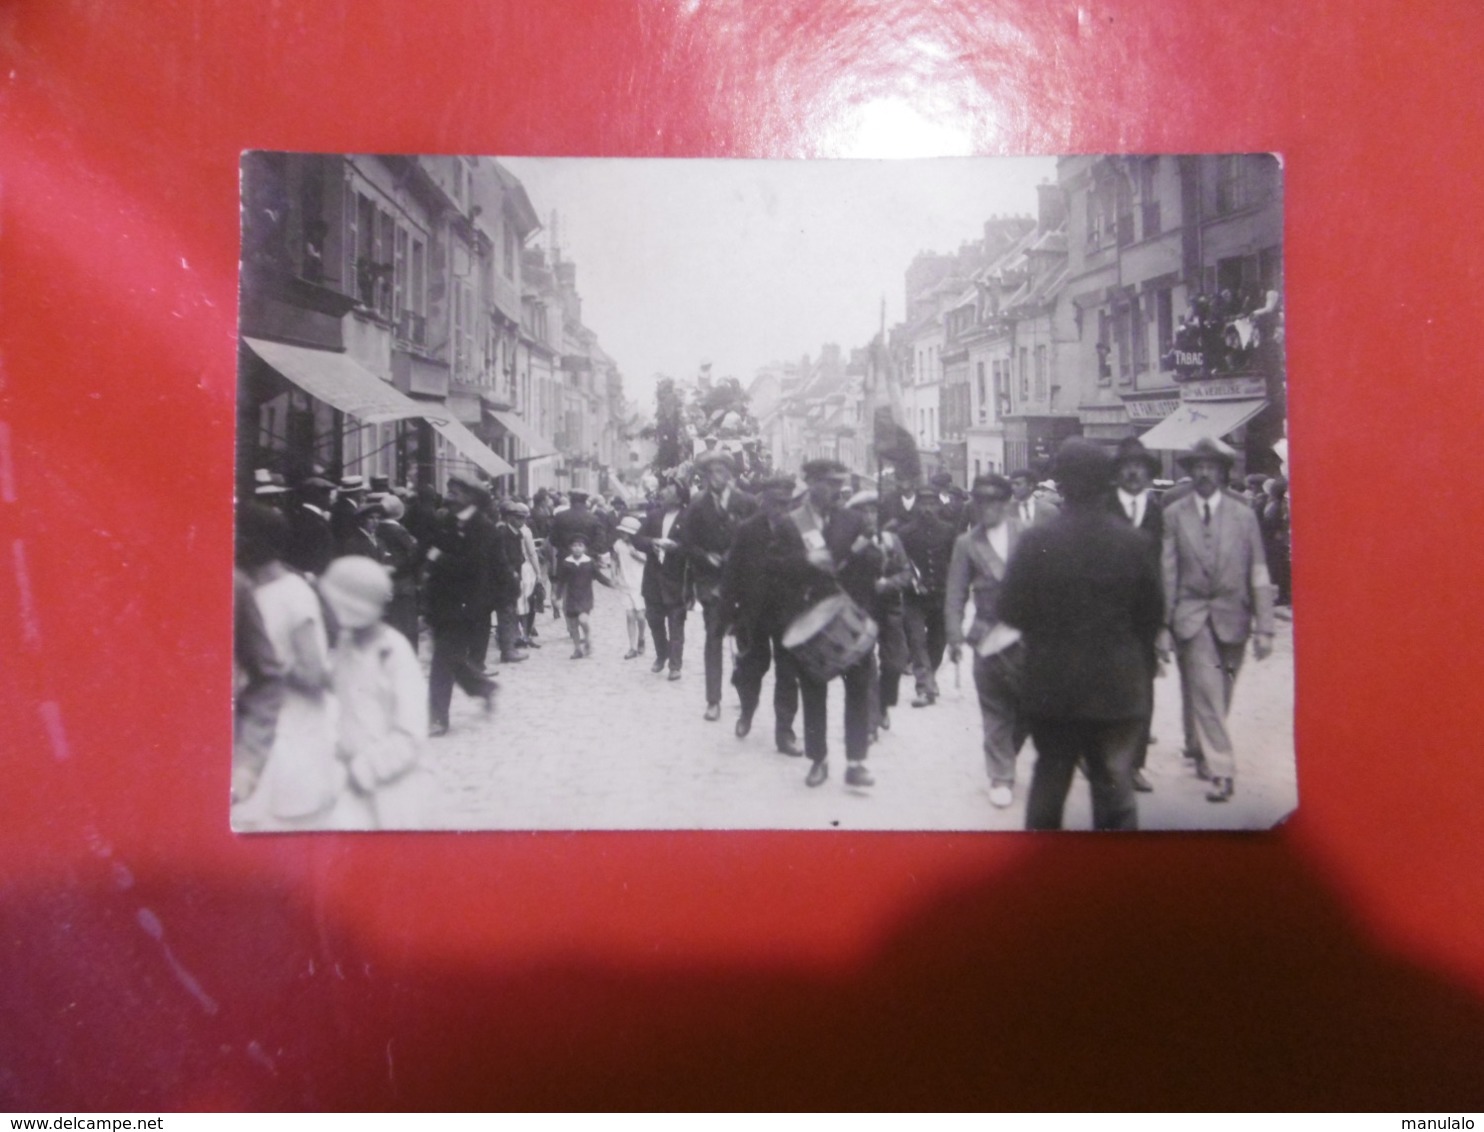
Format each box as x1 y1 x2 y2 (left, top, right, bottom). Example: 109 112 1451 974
1051 438 1115 498
1114 436 1161 475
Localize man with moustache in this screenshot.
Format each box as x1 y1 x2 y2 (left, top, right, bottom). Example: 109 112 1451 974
1160 436 1276 803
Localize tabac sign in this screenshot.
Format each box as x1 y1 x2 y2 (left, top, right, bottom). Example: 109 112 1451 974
1181 375 1267 402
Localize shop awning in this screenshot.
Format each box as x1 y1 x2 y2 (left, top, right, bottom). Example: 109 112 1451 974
483 404 557 461
1137 398 1268 451
430 418 516 478
245 337 514 476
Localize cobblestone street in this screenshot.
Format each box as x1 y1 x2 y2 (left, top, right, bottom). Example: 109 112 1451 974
421 588 1296 831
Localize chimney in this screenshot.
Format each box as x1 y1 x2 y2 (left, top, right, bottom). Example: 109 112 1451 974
1037 181 1067 233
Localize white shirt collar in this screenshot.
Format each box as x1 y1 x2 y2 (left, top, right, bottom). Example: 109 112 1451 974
1197 490 1223 515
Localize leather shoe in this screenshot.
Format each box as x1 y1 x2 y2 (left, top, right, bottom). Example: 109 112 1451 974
805 759 828 787
667 668 682 681
1206 776 1234 803
735 712 753 738
499 652 527 663
704 703 721 722
844 763 875 788
651 657 667 674
910 692 936 708
1132 769 1153 793
429 722 450 737
989 783 1014 808
775 734 804 757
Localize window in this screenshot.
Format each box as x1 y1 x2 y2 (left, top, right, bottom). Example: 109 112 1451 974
1019 347 1029 400
1156 288 1174 363
976 361 987 423
1139 157 1160 238
1114 304 1132 383
393 227 408 320
1096 311 1112 384
503 221 516 280
1216 155 1250 214
1034 345 1048 401
1131 294 1148 375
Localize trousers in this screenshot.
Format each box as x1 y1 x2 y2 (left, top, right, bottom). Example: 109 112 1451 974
1176 619 1247 779
1025 716 1144 831
731 624 800 739
428 619 496 727
645 603 687 672
700 597 726 706
800 653 874 763
972 641 1028 785
903 591 947 695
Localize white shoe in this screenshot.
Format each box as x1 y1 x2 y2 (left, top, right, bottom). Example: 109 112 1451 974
989 784 1014 809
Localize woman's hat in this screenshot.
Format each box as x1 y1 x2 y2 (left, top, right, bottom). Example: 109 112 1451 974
319 556 392 629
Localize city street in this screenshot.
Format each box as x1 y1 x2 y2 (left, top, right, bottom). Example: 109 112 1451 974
422 589 1296 832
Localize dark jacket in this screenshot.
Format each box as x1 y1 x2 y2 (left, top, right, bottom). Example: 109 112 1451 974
680 488 757 603
633 506 689 609
895 505 954 596
999 504 1164 721
723 509 790 637
488 521 527 607
424 509 499 626
1105 489 1165 566
550 502 609 559
284 505 334 577
761 503 874 627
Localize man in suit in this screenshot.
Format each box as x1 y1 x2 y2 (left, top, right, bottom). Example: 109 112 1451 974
945 474 1028 809
681 451 758 721
929 470 970 533
763 459 876 789
632 481 690 680
999 439 1165 831
1009 468 1060 528
1108 436 1165 792
425 476 499 736
1160 435 1276 803
284 475 336 578
723 475 803 754
550 489 608 562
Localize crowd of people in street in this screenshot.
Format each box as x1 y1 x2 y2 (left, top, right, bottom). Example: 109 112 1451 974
233 433 1291 832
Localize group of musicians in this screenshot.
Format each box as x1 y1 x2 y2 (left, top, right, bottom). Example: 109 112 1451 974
648 430 1275 828
646 449 1027 792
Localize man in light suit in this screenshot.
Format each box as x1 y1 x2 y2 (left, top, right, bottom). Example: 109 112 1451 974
945 474 1027 809
1160 436 1277 803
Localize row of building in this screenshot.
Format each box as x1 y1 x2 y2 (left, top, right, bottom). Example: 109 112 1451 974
750 153 1286 484
237 153 631 500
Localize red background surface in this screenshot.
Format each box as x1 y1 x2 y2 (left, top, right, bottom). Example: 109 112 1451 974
3 0 1483 1111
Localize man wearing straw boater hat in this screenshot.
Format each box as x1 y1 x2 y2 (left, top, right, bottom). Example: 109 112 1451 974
999 438 1165 830
1160 435 1276 803
764 458 876 789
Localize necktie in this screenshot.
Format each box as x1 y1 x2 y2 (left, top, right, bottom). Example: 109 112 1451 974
1202 502 1212 527
1126 499 1137 523
1022 503 1032 524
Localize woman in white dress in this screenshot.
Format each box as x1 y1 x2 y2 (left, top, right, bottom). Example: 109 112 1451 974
610 514 648 659
232 505 340 832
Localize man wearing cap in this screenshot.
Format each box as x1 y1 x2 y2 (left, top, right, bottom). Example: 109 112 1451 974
763 459 876 788
681 451 758 722
1160 436 1276 803
424 476 499 736
284 475 336 578
844 489 914 740
490 500 530 665
1108 436 1166 793
999 439 1165 830
722 475 803 754
252 468 291 509
929 470 969 533
945 474 1028 809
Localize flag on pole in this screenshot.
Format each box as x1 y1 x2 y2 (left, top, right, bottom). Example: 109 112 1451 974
870 321 920 484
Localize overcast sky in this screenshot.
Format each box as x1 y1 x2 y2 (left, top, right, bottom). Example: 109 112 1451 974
500 155 1058 417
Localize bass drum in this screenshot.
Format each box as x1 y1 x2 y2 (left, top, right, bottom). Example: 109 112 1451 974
781 593 879 682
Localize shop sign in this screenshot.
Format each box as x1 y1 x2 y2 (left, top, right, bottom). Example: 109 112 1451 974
1126 398 1182 420
1182 375 1267 401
